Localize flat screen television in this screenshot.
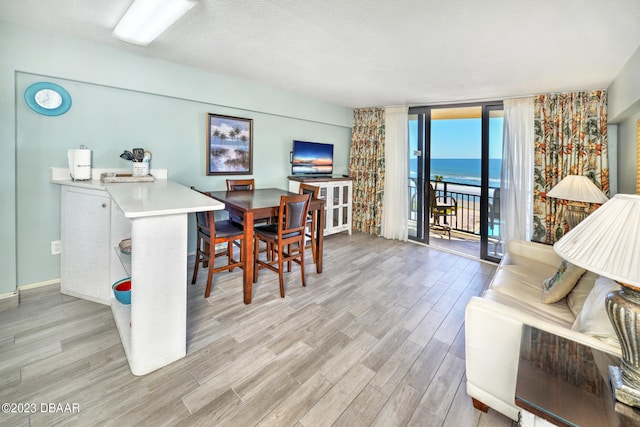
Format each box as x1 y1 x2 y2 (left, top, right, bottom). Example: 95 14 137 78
291 140 334 175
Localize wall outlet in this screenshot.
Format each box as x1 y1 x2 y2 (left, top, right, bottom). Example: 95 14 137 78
51 240 61 255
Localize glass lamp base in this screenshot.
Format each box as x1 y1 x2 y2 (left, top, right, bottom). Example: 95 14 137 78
610 366 640 407
607 286 640 408
565 204 589 229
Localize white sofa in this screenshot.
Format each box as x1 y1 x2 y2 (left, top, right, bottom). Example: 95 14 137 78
464 239 622 421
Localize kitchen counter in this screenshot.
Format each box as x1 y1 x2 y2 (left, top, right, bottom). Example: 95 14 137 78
50 167 221 218
52 167 224 375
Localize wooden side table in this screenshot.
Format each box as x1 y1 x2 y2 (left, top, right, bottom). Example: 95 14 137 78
515 326 640 427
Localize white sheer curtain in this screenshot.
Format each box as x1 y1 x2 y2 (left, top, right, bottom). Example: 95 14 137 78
381 106 409 241
501 97 534 241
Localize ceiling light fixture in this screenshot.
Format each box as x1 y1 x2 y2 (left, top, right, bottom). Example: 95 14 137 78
113 0 197 46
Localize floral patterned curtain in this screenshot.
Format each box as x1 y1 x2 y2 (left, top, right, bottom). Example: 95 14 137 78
533 90 609 243
349 107 385 235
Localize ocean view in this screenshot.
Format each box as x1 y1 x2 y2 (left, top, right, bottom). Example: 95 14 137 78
410 158 502 188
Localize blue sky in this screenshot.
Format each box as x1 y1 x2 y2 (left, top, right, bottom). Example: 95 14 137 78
409 117 503 159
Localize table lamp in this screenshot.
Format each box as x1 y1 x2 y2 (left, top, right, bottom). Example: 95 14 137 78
554 193 640 407
547 175 609 228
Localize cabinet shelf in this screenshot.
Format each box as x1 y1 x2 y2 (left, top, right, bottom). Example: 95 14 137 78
114 247 132 277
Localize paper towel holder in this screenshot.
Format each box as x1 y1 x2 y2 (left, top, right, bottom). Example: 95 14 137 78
68 145 92 181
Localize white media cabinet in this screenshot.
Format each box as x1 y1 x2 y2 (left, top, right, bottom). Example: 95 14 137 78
288 176 352 236
52 168 223 375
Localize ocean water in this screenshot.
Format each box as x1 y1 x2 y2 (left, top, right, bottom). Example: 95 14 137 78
410 158 502 188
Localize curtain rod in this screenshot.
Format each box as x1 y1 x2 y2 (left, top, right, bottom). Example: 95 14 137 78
376 87 608 109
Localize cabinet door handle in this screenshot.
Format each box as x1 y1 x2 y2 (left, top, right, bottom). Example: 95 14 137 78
101 203 107 208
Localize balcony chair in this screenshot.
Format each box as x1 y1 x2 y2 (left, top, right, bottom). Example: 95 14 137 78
488 188 500 234
190 187 245 298
428 183 457 239
298 183 320 264
253 193 311 298
487 187 502 254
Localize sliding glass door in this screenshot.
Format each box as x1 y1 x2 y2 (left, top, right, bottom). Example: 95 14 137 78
484 106 504 260
408 103 503 261
408 112 425 241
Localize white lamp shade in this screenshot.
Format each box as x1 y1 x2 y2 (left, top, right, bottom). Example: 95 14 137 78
554 193 640 288
547 175 609 204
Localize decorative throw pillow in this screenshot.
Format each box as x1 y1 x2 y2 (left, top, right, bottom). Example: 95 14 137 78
541 260 587 304
571 276 621 346
567 271 599 317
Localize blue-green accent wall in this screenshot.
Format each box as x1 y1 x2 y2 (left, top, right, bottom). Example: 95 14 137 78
0 23 353 294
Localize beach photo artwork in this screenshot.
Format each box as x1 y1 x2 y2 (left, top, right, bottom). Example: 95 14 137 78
206 113 253 175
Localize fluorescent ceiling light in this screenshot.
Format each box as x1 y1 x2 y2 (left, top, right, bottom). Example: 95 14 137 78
113 0 197 46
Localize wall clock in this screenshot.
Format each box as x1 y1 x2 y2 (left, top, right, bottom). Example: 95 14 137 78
24 82 72 116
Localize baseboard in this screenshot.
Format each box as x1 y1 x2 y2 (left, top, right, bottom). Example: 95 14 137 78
19 280 61 303
0 279 61 312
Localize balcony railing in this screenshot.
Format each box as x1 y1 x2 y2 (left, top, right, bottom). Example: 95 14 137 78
408 179 499 237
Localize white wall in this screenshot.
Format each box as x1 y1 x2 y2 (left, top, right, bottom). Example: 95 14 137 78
615 112 640 194
608 45 640 123
608 45 640 194
0 24 353 294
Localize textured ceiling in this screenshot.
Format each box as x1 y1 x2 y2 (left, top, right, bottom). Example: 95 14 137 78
2 0 640 107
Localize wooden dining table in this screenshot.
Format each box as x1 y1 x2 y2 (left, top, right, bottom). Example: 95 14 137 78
208 188 325 304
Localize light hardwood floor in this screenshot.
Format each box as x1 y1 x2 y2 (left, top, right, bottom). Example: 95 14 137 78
0 232 515 426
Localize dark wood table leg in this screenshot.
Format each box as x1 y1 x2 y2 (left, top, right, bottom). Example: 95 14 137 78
243 211 254 304
316 205 324 273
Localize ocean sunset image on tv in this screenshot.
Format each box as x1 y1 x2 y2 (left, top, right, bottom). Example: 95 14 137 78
291 140 334 175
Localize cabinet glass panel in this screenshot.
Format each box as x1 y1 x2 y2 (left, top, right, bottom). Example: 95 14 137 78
342 185 349 204
333 187 339 205
320 187 327 200
343 207 348 225
333 208 339 227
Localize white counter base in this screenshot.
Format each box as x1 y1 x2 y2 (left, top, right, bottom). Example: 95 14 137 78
117 214 188 375
53 170 223 376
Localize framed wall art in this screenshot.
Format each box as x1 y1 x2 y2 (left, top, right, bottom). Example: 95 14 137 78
206 113 253 175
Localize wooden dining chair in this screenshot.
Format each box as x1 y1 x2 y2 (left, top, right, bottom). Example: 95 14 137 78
253 193 311 298
226 178 276 228
226 179 255 191
190 187 245 298
298 183 320 264
226 178 259 225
